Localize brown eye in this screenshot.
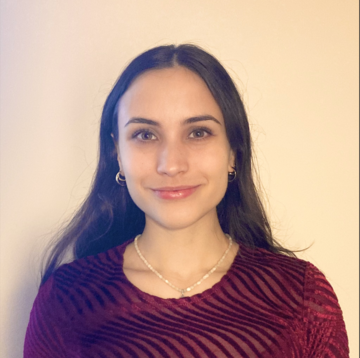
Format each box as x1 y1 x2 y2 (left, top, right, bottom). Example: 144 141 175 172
189 128 212 139
132 130 157 141
140 131 155 140
194 130 205 137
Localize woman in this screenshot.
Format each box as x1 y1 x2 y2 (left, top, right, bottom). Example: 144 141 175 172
24 44 349 357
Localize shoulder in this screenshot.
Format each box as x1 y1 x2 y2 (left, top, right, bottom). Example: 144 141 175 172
241 247 342 310
24 241 131 357
233 246 343 316
236 245 309 287
49 239 129 288
33 239 131 318
302 261 345 322
237 246 347 326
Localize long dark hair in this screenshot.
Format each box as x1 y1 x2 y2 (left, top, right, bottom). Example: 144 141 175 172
41 44 294 285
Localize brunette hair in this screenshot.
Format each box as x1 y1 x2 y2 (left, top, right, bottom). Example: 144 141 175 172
41 44 294 285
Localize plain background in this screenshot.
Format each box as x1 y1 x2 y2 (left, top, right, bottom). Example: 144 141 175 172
0 1 358 357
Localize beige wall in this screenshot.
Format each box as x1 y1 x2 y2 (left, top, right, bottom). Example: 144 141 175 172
0 1 358 356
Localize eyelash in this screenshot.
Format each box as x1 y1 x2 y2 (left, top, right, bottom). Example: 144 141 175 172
131 127 213 141
131 129 156 141
189 127 213 139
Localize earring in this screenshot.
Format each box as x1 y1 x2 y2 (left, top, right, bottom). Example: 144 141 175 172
228 169 236 182
115 172 126 186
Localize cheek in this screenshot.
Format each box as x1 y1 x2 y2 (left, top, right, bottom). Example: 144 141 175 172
122 159 151 190
193 150 231 203
118 140 149 175
122 164 150 213
119 147 153 204
195 147 231 175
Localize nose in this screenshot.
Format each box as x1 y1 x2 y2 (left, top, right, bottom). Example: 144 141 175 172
156 140 189 177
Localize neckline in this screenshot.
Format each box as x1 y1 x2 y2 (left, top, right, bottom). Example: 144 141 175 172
117 238 241 306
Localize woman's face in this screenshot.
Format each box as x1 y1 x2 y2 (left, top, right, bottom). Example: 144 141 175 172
115 66 235 230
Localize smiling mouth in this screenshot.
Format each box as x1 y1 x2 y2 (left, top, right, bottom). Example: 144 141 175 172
152 185 200 200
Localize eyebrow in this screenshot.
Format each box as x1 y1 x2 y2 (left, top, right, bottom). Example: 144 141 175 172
124 115 222 127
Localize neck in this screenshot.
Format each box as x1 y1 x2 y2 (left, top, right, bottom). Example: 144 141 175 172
137 213 231 279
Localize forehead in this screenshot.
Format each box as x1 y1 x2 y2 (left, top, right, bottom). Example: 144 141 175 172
117 66 223 124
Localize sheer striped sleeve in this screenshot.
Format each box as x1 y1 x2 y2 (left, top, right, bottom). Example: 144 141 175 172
303 262 349 358
24 276 68 358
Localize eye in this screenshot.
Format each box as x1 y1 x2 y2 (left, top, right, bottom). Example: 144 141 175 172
132 130 157 141
189 127 213 139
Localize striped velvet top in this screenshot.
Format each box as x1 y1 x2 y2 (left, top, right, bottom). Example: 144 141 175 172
24 239 349 357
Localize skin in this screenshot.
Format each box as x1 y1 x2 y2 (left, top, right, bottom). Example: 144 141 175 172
114 66 239 299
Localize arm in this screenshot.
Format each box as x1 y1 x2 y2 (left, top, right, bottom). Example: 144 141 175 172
24 276 68 358
303 262 349 358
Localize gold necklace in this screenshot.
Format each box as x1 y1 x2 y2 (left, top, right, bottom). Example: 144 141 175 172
134 234 233 298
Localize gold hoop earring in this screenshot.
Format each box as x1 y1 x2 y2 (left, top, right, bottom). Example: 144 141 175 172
115 172 126 186
228 170 236 183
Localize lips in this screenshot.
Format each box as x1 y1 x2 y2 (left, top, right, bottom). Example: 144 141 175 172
152 185 200 200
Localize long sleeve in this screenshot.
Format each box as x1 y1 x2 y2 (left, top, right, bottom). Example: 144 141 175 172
303 262 349 358
24 276 68 358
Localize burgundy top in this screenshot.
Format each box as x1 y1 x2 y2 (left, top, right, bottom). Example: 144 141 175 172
24 239 349 357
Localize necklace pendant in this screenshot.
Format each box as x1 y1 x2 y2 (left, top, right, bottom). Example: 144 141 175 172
180 289 186 298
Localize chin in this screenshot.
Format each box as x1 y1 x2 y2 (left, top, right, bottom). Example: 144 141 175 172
145 205 219 232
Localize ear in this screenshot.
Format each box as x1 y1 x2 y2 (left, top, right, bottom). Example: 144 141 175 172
228 149 236 172
111 133 122 170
